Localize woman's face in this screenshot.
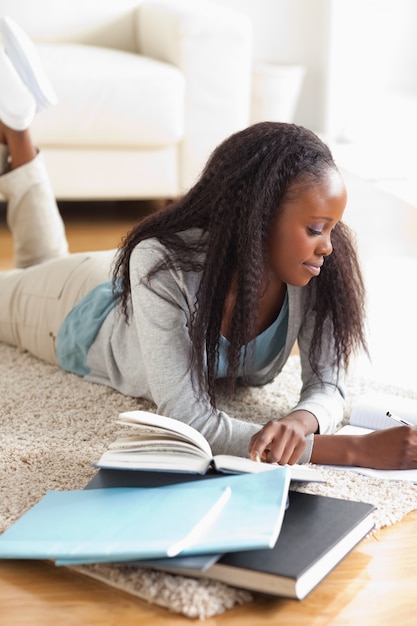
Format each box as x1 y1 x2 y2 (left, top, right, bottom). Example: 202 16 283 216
268 168 347 287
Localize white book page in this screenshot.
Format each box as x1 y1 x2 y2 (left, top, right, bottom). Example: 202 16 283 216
212 456 326 482
321 462 417 483
96 450 211 473
114 425 195 444
108 435 207 456
117 410 213 457
337 425 373 436
349 393 417 430
109 431 205 450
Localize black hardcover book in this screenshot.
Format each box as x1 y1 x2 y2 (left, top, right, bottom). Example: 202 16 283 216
86 469 375 599
203 490 374 599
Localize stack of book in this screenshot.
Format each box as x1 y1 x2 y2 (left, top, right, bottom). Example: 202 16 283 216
0 410 376 600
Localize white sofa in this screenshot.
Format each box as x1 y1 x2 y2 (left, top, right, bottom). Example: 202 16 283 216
0 0 252 200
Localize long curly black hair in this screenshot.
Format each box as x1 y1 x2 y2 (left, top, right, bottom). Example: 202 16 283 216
113 122 367 405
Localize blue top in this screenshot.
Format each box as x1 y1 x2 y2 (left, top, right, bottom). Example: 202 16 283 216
56 280 119 376
56 281 289 378
216 293 289 377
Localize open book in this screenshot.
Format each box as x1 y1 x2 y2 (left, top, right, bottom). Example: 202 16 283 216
326 392 417 481
95 410 323 482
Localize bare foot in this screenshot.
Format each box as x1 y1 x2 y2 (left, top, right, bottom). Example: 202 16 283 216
0 122 36 169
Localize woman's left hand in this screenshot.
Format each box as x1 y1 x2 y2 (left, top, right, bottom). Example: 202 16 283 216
248 410 318 465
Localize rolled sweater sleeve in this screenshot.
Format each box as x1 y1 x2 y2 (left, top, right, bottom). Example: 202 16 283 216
293 312 345 434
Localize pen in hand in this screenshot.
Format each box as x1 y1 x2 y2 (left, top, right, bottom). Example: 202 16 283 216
386 411 414 427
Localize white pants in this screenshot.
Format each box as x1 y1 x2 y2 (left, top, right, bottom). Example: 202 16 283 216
0 145 116 364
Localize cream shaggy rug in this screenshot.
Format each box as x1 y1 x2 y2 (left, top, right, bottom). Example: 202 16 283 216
1 341 417 619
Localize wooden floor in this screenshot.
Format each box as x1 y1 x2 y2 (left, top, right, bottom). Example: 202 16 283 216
1 177 417 624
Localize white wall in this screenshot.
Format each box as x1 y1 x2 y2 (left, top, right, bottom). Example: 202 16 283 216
210 0 417 137
211 0 332 131
326 0 417 142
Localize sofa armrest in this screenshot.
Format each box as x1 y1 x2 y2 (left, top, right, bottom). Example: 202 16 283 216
136 0 252 191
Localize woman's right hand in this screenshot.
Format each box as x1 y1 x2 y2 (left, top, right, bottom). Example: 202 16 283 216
354 426 417 470
311 426 417 470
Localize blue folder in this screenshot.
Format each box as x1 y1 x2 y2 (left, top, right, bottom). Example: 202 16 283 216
0 467 290 564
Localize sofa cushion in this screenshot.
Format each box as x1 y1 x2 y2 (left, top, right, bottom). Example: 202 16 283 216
31 43 185 148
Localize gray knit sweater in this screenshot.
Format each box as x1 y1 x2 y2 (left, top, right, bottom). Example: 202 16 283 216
86 230 345 458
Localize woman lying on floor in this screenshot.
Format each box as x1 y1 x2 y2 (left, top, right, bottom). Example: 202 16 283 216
1 16 416 470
